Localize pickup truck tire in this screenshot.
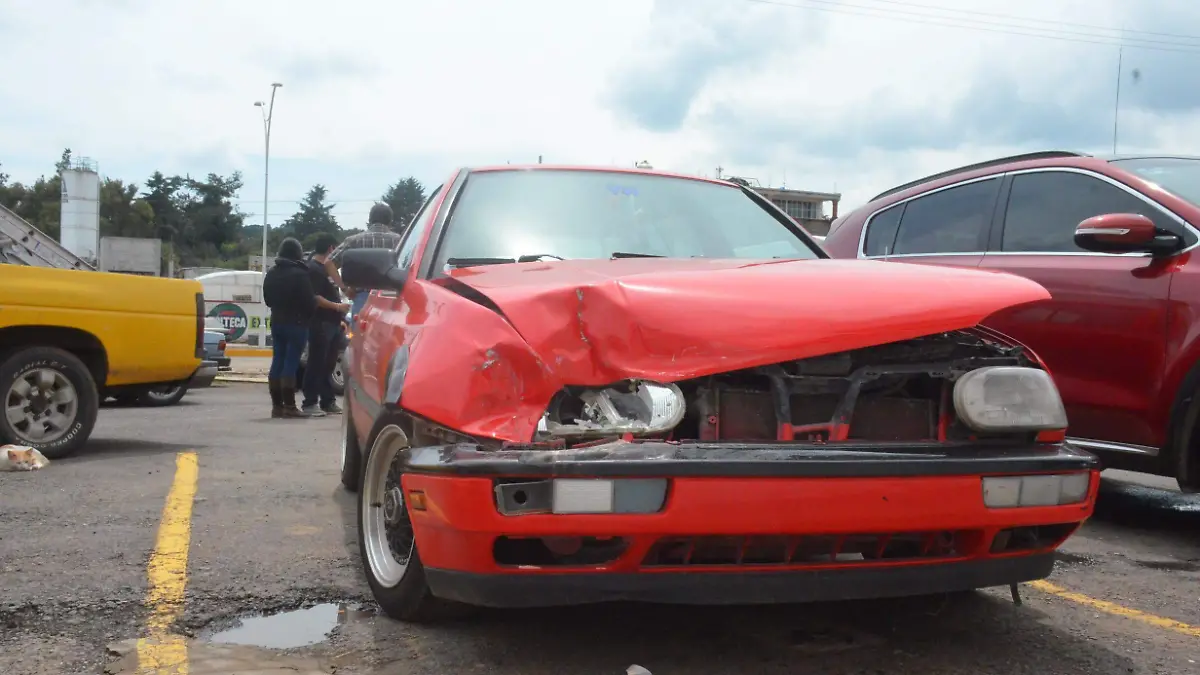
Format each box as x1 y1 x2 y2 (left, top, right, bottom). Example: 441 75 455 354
137 384 189 407
0 346 98 459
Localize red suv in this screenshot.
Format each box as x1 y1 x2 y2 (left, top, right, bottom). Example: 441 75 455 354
822 151 1200 491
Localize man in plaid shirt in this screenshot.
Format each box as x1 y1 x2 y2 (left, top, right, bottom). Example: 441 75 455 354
327 202 403 317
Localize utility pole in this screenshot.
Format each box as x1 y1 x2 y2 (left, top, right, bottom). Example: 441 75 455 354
1112 47 1123 155
253 82 282 347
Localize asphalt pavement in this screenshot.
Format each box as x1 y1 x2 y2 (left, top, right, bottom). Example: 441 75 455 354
2 384 1200 674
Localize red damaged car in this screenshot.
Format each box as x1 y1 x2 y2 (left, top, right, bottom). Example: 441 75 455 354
337 165 1100 622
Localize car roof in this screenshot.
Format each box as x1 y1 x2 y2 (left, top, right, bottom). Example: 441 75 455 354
868 151 1200 207
869 151 1099 203
465 164 736 187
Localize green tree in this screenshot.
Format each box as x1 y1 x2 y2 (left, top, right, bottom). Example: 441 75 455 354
98 179 156 239
55 148 72 172
283 184 339 246
381 177 425 230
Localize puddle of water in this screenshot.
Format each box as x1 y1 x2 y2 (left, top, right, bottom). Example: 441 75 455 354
205 603 374 650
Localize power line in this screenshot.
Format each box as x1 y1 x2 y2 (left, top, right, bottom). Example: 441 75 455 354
743 0 1200 54
817 0 1200 42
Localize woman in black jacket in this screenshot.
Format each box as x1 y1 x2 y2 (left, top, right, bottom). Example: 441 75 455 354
262 238 318 418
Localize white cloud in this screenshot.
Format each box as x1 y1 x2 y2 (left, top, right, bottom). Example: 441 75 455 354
1 0 1197 226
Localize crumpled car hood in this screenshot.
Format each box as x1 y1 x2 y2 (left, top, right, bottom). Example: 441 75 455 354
447 257 1048 383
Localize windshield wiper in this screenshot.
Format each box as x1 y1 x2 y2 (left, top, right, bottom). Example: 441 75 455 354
446 254 566 268
446 257 515 268
611 251 664 259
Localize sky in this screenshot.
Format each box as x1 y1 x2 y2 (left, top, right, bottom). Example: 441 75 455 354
1 0 1198 228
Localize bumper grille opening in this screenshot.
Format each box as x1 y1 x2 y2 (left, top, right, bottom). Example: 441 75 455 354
642 531 969 567
677 330 1039 444
990 523 1080 554
493 536 629 567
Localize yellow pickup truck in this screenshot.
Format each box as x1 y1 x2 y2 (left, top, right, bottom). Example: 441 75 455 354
0 265 209 458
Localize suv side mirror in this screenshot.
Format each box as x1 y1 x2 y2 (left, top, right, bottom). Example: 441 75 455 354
341 248 407 291
1074 213 1179 255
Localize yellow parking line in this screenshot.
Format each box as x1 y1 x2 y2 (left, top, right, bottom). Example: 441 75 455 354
1030 580 1200 638
136 452 200 673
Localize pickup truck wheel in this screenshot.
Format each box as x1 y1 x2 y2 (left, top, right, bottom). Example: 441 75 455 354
340 397 361 492
359 423 468 622
0 347 98 459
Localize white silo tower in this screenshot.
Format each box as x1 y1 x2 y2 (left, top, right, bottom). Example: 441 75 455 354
59 157 101 265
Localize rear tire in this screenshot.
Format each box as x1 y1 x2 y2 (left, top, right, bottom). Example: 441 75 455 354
0 346 98 459
330 353 346 396
358 423 469 623
137 383 189 407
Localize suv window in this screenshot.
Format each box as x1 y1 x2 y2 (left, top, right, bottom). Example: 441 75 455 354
863 204 903 256
891 178 999 255
396 185 442 271
1002 171 1189 252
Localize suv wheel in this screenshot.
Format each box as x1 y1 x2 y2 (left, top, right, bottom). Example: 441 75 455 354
0 347 99 459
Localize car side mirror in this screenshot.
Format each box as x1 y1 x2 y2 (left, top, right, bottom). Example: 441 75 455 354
1074 213 1179 255
341 248 407 291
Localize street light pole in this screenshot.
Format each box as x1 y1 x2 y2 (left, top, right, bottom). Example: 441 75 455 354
253 82 282 348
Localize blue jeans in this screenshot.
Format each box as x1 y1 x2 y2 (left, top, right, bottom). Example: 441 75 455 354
268 322 308 381
351 290 370 318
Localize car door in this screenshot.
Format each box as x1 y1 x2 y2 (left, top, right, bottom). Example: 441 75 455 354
978 168 1190 451
351 185 445 434
859 176 1002 270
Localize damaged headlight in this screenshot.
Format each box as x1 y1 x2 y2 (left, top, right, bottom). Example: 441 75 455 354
953 366 1068 433
542 381 686 437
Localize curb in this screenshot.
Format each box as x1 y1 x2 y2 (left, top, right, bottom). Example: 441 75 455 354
216 375 268 384
225 348 272 358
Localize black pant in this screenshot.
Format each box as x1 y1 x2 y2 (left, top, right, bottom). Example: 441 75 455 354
302 321 340 408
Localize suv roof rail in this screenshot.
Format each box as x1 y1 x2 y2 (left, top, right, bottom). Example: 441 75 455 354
869 150 1091 202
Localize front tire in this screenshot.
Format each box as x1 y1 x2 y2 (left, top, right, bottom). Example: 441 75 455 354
340 396 361 492
0 346 98 459
358 423 464 622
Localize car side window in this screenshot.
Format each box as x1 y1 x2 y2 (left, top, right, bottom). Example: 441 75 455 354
891 178 999 255
863 204 903 256
395 186 442 272
1002 171 1188 253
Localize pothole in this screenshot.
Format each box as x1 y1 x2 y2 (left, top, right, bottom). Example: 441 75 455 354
1131 559 1200 573
1054 551 1099 567
201 602 375 650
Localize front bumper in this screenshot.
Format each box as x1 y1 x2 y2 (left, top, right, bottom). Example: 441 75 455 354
426 554 1056 608
189 361 219 389
399 440 1100 608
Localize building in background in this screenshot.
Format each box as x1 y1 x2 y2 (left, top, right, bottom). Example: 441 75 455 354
756 186 841 235
99 236 162 276
724 174 841 236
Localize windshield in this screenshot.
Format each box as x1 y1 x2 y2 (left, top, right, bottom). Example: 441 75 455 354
1110 157 1200 206
432 169 821 272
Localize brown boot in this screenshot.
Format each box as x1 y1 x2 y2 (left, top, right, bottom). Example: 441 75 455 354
279 377 312 418
269 378 285 418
